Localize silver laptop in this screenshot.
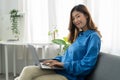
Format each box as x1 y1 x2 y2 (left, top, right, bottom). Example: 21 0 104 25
28 44 63 69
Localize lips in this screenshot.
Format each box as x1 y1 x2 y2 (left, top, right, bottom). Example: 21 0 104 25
76 22 81 26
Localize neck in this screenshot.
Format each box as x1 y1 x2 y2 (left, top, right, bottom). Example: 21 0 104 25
82 25 88 31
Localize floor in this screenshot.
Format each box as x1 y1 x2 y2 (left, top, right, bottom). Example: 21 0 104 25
0 73 19 80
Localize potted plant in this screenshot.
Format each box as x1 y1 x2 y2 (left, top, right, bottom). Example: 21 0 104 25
48 27 58 40
52 37 71 55
9 9 22 40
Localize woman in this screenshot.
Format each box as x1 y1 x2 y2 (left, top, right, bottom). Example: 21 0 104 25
15 4 102 80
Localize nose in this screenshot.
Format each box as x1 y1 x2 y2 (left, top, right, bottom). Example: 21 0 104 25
73 18 79 24
73 18 77 23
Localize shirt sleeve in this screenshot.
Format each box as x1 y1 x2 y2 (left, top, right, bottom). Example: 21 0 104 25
53 55 62 62
63 34 101 76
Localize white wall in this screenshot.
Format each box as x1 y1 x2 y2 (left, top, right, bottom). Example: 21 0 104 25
0 0 26 74
0 0 24 41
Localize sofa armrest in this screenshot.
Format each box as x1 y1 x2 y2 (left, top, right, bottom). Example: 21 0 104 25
86 52 120 80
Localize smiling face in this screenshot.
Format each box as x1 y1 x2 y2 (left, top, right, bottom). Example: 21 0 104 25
72 10 88 31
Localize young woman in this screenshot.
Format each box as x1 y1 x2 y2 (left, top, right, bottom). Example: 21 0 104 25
15 4 102 80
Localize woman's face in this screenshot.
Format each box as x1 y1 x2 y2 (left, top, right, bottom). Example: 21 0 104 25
72 10 88 30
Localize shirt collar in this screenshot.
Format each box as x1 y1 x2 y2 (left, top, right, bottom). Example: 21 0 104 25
79 30 94 36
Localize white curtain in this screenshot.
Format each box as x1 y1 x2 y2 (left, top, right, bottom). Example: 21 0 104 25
54 0 85 38
86 0 120 55
25 0 49 43
24 0 85 43
24 0 120 55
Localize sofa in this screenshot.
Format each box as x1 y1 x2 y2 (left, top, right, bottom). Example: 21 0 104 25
85 52 120 80
15 52 120 80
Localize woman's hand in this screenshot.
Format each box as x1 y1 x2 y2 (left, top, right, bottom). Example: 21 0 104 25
43 60 63 67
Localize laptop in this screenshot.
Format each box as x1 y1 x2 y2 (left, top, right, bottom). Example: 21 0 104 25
28 44 63 70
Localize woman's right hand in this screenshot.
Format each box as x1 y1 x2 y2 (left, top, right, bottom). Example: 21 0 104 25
43 60 64 67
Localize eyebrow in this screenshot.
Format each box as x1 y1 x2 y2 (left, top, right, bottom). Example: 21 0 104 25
72 13 80 19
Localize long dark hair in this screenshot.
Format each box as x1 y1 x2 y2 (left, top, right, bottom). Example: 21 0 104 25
68 4 102 43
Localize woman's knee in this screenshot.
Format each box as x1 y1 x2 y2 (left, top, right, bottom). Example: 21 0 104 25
34 74 68 80
22 66 40 73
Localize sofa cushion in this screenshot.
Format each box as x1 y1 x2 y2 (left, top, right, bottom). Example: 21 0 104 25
86 52 120 80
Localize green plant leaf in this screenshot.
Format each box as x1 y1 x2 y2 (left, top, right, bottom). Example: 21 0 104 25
63 44 70 51
48 31 51 36
52 39 66 45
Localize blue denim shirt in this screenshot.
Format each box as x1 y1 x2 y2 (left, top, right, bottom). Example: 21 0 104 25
54 30 101 80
